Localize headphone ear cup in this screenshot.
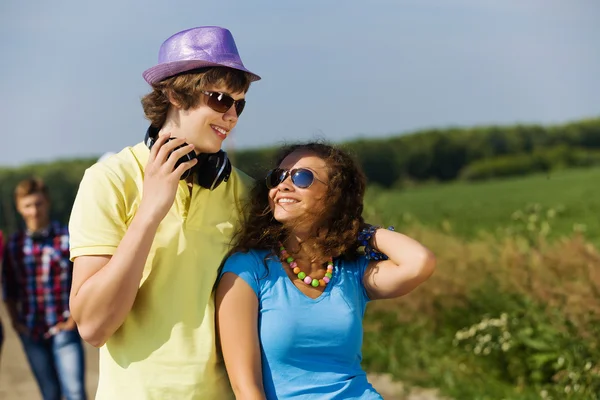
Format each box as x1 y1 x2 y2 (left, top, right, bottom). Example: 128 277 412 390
144 126 195 181
144 126 156 150
195 151 232 190
174 149 197 180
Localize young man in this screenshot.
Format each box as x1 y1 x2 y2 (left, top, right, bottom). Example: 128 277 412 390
2 178 86 400
68 26 260 399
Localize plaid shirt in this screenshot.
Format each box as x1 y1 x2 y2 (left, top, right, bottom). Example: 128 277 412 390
2 222 73 340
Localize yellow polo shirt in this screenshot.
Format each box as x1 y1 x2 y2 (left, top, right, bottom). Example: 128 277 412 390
69 142 252 399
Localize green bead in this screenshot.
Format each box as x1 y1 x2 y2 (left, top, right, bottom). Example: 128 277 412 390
279 246 285 251
325 272 333 279
286 256 294 263
311 279 319 287
298 272 306 280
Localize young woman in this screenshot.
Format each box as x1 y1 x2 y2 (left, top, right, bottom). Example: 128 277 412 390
216 142 436 399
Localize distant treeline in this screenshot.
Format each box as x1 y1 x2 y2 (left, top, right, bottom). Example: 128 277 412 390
232 117 600 186
1 117 599 234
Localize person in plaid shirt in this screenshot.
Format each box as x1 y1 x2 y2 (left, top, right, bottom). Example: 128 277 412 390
2 178 86 400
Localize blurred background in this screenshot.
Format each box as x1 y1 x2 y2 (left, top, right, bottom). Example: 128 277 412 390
1 0 599 399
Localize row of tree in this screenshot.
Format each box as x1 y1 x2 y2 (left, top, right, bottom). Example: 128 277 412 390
1 117 598 234
232 117 600 186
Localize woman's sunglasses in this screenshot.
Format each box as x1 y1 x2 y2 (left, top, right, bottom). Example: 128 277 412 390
202 91 246 116
265 168 324 189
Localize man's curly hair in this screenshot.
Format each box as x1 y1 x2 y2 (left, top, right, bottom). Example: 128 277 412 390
230 142 367 262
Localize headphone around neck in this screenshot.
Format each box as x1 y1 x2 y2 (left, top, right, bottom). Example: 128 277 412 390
144 126 232 190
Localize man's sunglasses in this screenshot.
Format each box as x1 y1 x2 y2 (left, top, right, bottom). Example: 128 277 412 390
202 91 246 116
265 168 325 189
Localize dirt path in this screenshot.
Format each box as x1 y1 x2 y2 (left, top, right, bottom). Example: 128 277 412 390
0 306 445 399
0 305 99 399
368 373 447 400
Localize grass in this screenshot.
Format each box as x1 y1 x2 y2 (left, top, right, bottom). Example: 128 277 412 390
362 226 600 399
365 167 600 246
361 167 600 399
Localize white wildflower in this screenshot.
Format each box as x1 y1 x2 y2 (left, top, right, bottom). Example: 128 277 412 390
568 372 577 380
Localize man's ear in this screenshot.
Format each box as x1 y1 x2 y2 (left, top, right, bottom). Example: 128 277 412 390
165 89 182 108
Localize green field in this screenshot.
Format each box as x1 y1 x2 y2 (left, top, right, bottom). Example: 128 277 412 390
362 167 600 399
366 166 600 245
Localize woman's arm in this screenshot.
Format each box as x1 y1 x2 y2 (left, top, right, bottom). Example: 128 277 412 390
363 227 436 300
216 272 266 400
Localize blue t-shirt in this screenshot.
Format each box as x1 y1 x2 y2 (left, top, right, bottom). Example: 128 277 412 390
221 249 382 400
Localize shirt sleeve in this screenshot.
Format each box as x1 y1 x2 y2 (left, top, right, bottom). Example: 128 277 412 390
219 251 265 297
68 164 129 260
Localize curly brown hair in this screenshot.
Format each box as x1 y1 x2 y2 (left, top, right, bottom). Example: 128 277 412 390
230 142 367 262
140 67 253 128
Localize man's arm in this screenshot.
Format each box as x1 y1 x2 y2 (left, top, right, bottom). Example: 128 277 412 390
2 241 29 335
69 212 160 347
4 300 29 335
69 135 198 347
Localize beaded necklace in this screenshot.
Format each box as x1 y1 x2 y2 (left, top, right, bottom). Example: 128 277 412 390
279 243 334 287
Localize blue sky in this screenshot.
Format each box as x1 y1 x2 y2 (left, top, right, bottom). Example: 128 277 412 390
1 0 598 166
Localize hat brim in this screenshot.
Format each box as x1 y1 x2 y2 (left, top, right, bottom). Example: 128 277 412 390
142 60 261 85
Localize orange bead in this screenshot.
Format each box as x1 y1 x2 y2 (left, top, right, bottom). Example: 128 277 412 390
293 267 301 274
319 279 326 287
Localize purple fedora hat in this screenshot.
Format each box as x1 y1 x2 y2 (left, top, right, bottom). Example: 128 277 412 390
142 26 261 85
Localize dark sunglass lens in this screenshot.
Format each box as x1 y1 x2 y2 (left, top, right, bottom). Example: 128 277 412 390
207 92 234 113
266 168 286 188
235 99 246 116
291 169 314 188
